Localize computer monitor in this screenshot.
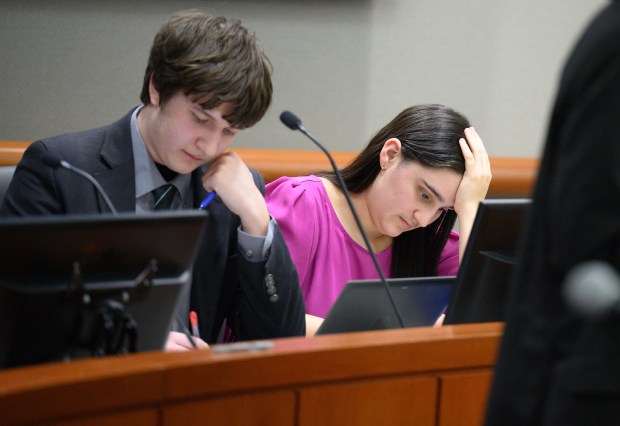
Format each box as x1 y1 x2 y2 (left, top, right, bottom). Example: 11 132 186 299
315 276 455 335
0 210 208 368
443 198 531 325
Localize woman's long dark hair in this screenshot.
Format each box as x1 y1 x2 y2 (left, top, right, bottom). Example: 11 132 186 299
319 104 469 277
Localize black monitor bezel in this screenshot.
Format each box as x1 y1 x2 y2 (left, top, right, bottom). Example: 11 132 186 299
444 198 531 325
0 210 208 368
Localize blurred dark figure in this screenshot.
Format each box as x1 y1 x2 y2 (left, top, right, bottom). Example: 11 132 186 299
485 1 620 425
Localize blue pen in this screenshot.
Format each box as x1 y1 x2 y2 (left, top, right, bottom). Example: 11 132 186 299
199 191 217 209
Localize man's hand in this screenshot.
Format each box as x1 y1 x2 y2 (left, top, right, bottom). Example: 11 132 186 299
165 331 209 352
201 152 270 236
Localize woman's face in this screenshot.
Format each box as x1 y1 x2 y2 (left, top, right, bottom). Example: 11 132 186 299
366 141 462 238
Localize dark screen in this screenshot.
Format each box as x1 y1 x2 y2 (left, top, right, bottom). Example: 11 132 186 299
444 198 531 324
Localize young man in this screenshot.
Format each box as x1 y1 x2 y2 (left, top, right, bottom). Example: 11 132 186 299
0 11 306 349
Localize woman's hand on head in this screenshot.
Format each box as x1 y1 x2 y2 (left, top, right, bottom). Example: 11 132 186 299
454 127 492 218
453 127 492 262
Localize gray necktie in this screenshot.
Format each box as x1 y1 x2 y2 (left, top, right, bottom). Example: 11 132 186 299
152 184 177 210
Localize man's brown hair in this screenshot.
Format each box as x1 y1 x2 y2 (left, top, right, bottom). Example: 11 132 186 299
140 10 272 129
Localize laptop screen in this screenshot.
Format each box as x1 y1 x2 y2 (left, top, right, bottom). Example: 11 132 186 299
316 276 455 336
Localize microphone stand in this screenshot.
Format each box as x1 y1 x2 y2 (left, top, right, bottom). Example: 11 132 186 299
60 161 118 215
280 111 405 328
42 152 118 215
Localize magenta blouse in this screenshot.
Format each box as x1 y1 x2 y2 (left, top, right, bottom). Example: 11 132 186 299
265 175 460 318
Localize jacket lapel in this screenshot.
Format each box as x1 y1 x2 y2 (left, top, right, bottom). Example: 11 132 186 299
92 110 137 213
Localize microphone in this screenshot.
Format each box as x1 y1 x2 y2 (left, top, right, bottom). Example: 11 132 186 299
42 151 118 215
563 260 620 320
279 110 405 329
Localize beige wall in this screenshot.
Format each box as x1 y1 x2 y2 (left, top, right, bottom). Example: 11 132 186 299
0 0 607 157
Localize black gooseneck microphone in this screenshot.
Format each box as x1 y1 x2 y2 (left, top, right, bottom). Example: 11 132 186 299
280 110 405 329
42 151 118 215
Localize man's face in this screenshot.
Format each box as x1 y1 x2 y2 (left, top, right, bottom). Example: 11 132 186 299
142 91 239 174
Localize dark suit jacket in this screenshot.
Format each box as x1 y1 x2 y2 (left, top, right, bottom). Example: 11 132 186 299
485 2 620 425
0 109 306 343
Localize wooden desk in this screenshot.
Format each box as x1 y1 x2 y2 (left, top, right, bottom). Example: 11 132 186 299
0 323 502 425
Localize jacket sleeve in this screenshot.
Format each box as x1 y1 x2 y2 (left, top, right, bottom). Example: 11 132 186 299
0 141 64 216
224 170 306 340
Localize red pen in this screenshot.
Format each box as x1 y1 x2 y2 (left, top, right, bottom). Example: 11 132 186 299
189 311 200 338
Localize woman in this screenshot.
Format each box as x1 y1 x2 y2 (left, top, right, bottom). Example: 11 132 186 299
266 104 491 335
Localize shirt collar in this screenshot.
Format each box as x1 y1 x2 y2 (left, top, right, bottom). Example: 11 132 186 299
130 105 192 200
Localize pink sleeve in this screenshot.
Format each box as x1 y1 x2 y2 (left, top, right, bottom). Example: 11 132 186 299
265 177 318 285
436 230 460 276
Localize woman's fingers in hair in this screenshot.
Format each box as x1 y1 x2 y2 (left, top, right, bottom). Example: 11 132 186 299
457 127 492 204
461 127 491 177
462 128 488 163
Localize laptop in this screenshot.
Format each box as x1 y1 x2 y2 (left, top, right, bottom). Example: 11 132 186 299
0 210 208 367
315 276 455 335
